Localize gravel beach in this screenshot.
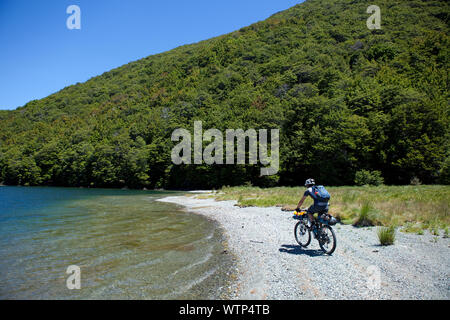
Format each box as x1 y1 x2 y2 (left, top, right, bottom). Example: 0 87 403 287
158 195 450 300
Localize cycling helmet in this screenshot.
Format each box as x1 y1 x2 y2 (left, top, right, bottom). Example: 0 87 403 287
304 178 315 187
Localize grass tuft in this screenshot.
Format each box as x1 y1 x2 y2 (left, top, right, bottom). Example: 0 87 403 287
377 226 396 246
402 222 424 235
353 202 375 227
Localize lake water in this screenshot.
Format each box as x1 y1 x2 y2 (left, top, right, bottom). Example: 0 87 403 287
0 186 232 299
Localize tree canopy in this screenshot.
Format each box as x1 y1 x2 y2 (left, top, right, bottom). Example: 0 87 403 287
0 0 448 188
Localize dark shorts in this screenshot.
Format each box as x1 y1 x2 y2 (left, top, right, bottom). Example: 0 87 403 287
307 203 329 215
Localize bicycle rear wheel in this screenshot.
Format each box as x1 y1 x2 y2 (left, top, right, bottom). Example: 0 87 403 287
318 225 336 255
294 220 311 247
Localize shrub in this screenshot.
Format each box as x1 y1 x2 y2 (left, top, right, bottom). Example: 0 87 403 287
410 177 421 185
377 226 396 246
355 170 384 186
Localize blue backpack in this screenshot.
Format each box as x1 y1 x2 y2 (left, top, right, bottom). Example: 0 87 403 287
312 185 331 202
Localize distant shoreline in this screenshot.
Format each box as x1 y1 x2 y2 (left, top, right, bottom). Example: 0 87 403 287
0 184 214 192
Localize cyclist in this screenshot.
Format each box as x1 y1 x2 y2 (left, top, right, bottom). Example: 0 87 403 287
295 178 330 227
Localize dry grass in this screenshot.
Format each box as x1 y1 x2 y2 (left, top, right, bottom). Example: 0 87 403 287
215 185 450 230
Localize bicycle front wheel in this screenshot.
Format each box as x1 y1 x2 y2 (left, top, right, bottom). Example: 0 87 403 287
294 220 311 247
318 225 336 255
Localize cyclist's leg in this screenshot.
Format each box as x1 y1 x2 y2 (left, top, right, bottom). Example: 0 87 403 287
309 203 330 225
317 204 330 220
307 205 317 225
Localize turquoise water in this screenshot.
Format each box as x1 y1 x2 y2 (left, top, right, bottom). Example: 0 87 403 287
0 186 231 299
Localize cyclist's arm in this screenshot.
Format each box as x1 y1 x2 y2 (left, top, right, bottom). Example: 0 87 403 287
296 195 307 210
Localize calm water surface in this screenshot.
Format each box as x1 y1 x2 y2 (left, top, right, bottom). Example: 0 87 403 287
0 186 232 299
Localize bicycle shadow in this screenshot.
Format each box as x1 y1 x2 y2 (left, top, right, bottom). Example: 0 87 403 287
279 244 325 257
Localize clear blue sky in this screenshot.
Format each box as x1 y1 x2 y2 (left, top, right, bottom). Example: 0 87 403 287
0 0 303 110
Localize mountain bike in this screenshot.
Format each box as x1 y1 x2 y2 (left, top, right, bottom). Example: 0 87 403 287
293 209 337 255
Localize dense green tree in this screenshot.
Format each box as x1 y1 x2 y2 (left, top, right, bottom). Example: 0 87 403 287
0 0 448 188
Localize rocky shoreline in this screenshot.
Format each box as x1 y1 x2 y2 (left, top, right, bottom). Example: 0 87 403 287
158 194 450 300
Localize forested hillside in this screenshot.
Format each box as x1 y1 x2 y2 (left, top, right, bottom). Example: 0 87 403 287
0 0 448 189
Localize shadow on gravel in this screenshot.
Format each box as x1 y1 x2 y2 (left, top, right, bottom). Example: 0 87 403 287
279 244 325 257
